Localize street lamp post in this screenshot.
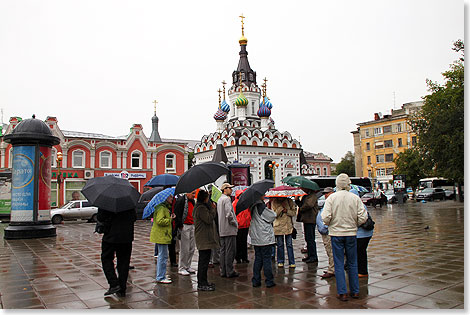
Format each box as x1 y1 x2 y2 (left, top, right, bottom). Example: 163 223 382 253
268 162 279 185
56 152 63 208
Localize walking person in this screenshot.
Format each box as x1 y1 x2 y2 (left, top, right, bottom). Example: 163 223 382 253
271 197 296 268
316 187 335 279
295 187 320 263
98 208 136 297
193 190 219 291
249 197 277 288
321 174 368 301
217 183 239 278
233 189 250 264
174 190 197 276
350 189 374 278
150 194 176 284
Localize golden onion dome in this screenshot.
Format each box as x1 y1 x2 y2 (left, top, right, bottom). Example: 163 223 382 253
239 35 248 45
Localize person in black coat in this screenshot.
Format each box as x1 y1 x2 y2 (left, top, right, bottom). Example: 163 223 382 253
97 208 136 297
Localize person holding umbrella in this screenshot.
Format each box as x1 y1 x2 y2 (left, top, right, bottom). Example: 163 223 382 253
295 187 320 263
236 179 276 288
81 176 141 297
147 188 176 284
271 196 297 269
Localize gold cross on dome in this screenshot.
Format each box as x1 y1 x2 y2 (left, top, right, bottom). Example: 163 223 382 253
240 14 245 36
153 100 158 115
217 89 222 108
222 80 227 100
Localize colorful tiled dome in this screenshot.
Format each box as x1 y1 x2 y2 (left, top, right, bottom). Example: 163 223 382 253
257 105 271 118
264 97 273 109
235 91 248 107
213 108 227 121
221 100 230 113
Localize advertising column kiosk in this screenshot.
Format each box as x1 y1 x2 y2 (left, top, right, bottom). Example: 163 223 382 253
4 115 60 239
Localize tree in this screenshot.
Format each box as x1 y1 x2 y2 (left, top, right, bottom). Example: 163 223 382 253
393 148 433 189
409 40 464 200
333 151 355 177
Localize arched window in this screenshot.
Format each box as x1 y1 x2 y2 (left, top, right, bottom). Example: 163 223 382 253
165 153 176 173
316 167 321 175
72 150 85 168
8 148 13 168
131 151 142 169
51 148 57 168
323 167 327 175
100 151 112 168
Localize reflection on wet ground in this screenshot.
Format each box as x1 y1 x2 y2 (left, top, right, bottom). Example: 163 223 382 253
0 200 464 309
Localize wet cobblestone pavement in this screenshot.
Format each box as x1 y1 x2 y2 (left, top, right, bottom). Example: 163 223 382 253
0 200 464 309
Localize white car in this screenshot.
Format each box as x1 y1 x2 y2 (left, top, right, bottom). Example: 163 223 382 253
51 200 98 224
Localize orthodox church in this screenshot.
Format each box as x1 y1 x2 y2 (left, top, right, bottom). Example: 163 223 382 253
194 17 303 186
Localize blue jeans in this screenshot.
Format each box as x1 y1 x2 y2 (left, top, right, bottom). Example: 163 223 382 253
252 245 274 287
331 236 359 295
303 223 318 260
276 234 295 265
156 244 168 281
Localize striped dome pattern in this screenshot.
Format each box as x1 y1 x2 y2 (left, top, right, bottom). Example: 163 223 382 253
257 105 271 117
213 108 227 121
235 91 248 107
221 100 230 113
264 97 273 109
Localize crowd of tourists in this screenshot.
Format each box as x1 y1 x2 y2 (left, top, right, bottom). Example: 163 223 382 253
97 173 374 302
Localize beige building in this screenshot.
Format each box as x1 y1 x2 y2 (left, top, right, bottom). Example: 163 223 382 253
352 101 422 190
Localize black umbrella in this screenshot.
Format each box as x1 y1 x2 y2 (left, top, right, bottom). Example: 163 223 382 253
138 186 164 203
81 176 140 213
236 179 275 214
175 162 229 195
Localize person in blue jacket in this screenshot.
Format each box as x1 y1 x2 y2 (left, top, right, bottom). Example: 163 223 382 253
316 187 335 279
350 188 374 278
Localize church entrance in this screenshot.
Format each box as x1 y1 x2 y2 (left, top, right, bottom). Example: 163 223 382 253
264 160 273 180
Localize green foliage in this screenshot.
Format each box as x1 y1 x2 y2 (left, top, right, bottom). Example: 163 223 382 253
393 148 432 189
188 151 195 169
408 40 464 188
333 151 355 177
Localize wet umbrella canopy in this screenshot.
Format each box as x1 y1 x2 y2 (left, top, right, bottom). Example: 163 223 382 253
265 185 307 198
236 179 275 214
144 174 179 187
175 162 229 195
282 176 321 191
81 176 140 213
142 187 175 219
138 186 164 203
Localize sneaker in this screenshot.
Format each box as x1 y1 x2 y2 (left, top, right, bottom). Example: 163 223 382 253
301 247 307 253
277 263 284 268
187 267 196 274
289 264 296 268
157 278 172 284
178 269 190 276
321 272 335 279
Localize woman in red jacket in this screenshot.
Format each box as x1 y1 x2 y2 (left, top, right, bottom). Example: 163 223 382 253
233 189 251 264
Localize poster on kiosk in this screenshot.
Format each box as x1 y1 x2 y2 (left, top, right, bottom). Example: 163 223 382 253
11 146 35 222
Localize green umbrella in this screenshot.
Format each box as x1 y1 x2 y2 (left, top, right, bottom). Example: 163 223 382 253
281 176 321 191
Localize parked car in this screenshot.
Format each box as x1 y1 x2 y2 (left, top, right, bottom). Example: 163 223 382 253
415 188 446 201
384 190 408 203
443 189 455 200
361 192 387 207
51 200 98 224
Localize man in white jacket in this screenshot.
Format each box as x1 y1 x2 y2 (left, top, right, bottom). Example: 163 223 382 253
321 173 368 302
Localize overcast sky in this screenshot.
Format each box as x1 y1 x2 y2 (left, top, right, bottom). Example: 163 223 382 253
0 0 464 162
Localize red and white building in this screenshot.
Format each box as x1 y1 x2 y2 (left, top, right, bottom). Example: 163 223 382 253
1 114 190 207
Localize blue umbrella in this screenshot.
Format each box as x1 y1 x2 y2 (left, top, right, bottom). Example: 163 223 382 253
142 187 175 219
144 174 179 187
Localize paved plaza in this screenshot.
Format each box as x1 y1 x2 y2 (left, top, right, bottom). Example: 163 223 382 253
0 200 464 309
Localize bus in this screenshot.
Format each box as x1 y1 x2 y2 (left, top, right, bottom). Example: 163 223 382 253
305 175 373 193
417 177 455 199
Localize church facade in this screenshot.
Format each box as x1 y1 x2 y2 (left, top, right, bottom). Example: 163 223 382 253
194 19 302 186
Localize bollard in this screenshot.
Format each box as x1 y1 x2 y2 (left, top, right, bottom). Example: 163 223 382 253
3 115 60 239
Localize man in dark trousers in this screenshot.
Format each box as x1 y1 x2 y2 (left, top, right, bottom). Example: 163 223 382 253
295 188 320 263
97 208 136 297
